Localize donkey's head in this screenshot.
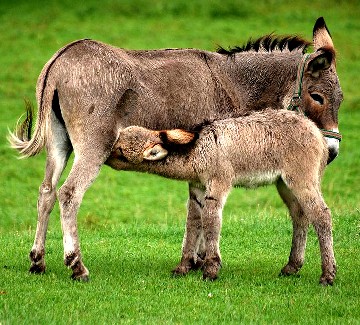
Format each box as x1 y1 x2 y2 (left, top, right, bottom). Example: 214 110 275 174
301 17 343 163
114 126 195 163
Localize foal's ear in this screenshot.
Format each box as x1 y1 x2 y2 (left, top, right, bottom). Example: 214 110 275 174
161 129 195 144
313 17 334 51
306 50 333 78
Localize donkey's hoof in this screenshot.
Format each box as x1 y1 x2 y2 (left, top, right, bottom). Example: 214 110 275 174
29 263 46 274
202 272 218 281
319 272 335 286
29 250 46 274
192 256 205 270
280 263 301 276
172 255 206 276
71 272 90 282
172 264 190 277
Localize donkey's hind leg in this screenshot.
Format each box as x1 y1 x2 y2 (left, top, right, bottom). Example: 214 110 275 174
173 184 205 276
57 148 109 281
30 113 72 274
276 179 309 277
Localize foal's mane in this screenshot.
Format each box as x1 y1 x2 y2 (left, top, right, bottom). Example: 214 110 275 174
217 34 311 55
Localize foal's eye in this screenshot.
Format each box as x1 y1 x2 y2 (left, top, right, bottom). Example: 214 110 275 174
310 93 324 105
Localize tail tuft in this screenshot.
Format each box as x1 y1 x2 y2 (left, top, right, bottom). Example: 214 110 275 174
8 100 44 158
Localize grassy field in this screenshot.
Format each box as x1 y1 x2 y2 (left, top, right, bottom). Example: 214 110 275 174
1 0 360 324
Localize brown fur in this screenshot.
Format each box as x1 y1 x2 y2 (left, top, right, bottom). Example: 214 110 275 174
108 109 335 284
8 17 342 282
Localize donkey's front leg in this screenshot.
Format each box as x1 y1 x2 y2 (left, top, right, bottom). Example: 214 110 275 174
58 160 102 281
30 181 58 274
173 184 205 276
201 181 230 280
276 180 309 276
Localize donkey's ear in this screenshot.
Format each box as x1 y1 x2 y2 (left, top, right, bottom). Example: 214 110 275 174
162 129 195 144
313 17 334 51
306 51 333 78
143 144 168 161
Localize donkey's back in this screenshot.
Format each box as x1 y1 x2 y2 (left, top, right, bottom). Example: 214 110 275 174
42 39 225 132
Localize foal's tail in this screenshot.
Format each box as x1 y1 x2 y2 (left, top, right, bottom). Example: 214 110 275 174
7 98 48 158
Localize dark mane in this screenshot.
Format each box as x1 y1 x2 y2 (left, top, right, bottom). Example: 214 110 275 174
217 34 311 55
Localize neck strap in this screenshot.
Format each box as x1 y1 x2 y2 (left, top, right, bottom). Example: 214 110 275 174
287 54 311 112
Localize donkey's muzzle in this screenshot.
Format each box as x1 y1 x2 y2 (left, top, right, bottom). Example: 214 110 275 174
327 147 338 164
323 129 341 165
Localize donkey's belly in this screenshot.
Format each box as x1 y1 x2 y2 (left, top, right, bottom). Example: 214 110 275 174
234 170 281 188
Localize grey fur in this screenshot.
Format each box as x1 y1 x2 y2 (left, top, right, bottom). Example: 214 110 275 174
8 18 342 282
109 109 335 284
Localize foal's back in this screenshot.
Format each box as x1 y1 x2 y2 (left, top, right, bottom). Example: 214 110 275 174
188 109 328 188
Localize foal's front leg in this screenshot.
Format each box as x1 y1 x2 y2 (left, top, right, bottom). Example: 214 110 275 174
173 184 205 276
201 180 230 280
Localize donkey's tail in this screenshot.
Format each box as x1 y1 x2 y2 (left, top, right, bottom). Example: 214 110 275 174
7 98 48 158
8 54 57 158
8 39 90 159
8 40 87 158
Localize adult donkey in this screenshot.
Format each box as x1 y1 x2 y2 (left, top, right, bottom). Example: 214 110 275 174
9 17 342 281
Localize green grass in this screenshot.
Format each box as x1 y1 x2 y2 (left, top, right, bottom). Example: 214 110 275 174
1 0 360 324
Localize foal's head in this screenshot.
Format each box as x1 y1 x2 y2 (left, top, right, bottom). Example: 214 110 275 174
113 126 195 163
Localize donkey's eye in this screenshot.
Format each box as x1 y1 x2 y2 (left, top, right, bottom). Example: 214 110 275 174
310 93 324 105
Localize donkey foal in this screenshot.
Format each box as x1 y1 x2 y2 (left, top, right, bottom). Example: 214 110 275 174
108 109 336 285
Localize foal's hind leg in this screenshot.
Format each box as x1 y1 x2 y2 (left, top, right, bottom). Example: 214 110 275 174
173 184 205 276
276 179 310 276
285 177 336 285
299 191 336 285
312 206 336 285
30 114 72 273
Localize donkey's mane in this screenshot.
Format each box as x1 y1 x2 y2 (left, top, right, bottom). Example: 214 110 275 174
217 34 311 55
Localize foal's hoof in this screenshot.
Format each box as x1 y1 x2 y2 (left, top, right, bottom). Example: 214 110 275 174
202 258 221 281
